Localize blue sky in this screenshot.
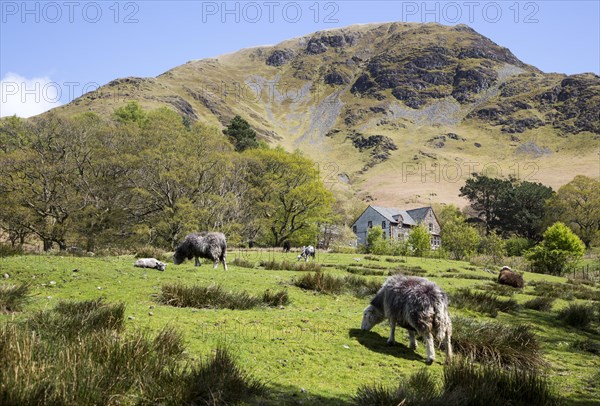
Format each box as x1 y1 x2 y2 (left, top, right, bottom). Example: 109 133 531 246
1 0 599 117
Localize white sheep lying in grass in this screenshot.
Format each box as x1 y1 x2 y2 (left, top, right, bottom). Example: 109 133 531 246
361 274 452 365
134 258 166 271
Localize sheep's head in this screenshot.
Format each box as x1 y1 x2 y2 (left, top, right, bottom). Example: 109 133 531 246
172 249 185 265
157 262 166 271
361 305 384 331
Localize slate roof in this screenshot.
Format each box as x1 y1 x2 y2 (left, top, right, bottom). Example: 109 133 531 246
406 207 431 223
370 206 419 226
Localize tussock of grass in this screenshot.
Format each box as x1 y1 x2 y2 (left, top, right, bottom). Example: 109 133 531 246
452 317 546 369
260 259 321 272
159 283 288 310
363 255 381 261
530 281 598 301
557 303 596 330
355 359 559 406
392 265 428 276
134 245 167 260
571 338 600 355
477 282 519 296
441 274 494 281
345 266 387 276
385 257 406 263
293 272 381 296
450 288 519 317
232 257 256 268
28 298 125 338
0 283 31 313
182 346 265 405
523 297 555 312
0 244 23 257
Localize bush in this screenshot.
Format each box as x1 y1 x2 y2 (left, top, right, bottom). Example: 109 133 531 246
505 236 532 257
158 283 288 310
0 244 23 258
452 317 546 369
526 222 585 275
294 272 345 294
450 288 519 317
523 297 555 312
558 303 596 329
0 283 31 313
408 225 431 257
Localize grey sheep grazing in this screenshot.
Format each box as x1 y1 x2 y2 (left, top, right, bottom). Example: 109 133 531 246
134 258 166 271
498 266 524 288
297 245 315 262
361 274 452 365
173 232 228 271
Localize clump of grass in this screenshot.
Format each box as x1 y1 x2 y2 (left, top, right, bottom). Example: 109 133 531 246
232 257 256 268
441 273 494 281
363 255 381 261
477 282 518 296
450 288 519 317
158 283 287 310
523 297 555 312
392 265 427 276
345 266 386 276
261 289 289 307
452 317 546 369
571 338 600 355
294 272 345 294
530 281 598 301
182 346 265 405
134 245 166 260
0 283 31 313
28 298 125 338
260 259 321 272
355 359 559 406
557 303 596 330
445 268 461 273
343 275 382 297
385 257 405 263
0 244 23 257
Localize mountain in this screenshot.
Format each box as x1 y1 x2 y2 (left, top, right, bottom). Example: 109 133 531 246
51 22 600 207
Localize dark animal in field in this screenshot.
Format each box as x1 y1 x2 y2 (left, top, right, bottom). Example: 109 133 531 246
361 274 452 365
282 240 291 253
497 266 524 288
173 232 228 271
297 245 315 261
134 258 166 271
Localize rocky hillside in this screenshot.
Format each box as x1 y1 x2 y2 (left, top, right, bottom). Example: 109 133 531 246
52 22 600 207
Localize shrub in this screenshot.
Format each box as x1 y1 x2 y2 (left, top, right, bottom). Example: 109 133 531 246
450 288 519 317
0 283 31 313
158 283 288 310
27 298 125 339
442 219 480 260
558 303 596 329
523 297 555 312
0 244 23 258
526 222 585 275
232 257 256 268
408 224 431 257
452 317 546 369
505 236 532 257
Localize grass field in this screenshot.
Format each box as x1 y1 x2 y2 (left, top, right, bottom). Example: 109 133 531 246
1 250 599 405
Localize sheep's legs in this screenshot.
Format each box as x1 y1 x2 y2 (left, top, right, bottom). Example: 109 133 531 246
408 330 417 350
444 331 453 363
213 260 219 269
425 332 435 365
387 320 396 345
194 257 201 267
222 259 228 271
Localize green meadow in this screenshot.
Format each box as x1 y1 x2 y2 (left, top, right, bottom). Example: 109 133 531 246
1 251 599 405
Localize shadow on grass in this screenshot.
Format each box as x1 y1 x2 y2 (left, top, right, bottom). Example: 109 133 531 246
348 328 423 361
257 383 353 406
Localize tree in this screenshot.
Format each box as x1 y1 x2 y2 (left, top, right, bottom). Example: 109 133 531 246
113 101 147 126
479 232 506 264
408 224 430 257
545 175 600 248
436 203 465 229
441 219 480 260
366 226 387 255
525 222 585 275
223 116 259 152
243 149 333 246
459 174 512 235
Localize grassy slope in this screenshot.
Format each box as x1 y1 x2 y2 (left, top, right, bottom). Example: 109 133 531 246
1 252 598 404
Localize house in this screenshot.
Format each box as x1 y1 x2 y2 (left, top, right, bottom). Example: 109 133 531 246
351 205 441 249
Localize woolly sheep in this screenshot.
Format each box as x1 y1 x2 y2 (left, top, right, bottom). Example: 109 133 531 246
134 258 166 271
498 266 524 288
297 245 315 262
173 232 228 271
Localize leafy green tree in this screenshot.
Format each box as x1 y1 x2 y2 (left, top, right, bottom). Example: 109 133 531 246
545 175 600 248
113 101 147 126
479 232 506 264
460 174 512 235
504 236 532 257
366 226 387 255
436 203 465 228
525 222 586 275
223 116 259 152
442 219 480 260
243 149 333 246
408 224 430 257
